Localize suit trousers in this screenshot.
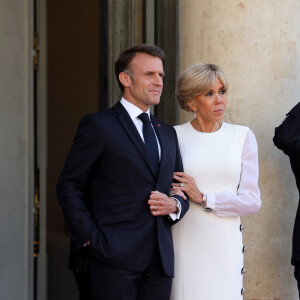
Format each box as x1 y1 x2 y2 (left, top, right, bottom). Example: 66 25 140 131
73 271 92 300
90 242 172 300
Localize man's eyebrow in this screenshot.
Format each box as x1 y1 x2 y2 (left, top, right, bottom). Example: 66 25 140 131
143 71 165 75
142 71 165 77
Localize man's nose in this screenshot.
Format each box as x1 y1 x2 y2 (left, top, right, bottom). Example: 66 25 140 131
154 74 163 86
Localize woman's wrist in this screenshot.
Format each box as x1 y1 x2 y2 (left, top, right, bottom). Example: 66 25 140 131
197 193 212 213
194 192 205 205
201 193 207 206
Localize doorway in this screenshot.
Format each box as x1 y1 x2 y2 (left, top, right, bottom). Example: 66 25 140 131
47 1 100 299
37 1 179 299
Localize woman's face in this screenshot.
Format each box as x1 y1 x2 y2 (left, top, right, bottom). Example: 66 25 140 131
190 78 227 124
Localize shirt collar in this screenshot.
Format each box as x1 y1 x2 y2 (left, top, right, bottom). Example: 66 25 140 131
120 97 151 121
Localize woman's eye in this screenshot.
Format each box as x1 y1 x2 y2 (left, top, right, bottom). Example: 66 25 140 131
206 92 213 96
220 90 226 95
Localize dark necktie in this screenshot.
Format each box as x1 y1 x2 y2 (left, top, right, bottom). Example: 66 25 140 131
138 113 159 175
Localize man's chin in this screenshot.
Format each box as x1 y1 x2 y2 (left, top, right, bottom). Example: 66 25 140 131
150 97 161 106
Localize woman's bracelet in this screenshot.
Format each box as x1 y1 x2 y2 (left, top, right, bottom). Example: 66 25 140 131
198 193 207 207
198 193 212 212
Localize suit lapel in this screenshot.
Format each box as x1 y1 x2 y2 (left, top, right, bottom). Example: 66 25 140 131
113 102 157 176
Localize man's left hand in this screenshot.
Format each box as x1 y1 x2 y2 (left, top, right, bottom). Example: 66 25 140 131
148 191 177 216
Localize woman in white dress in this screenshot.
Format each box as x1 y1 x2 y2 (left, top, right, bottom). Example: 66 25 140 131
170 63 261 300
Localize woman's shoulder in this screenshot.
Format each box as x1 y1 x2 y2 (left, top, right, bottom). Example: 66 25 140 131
174 122 191 133
223 122 250 135
222 122 255 146
223 122 248 130
174 121 191 128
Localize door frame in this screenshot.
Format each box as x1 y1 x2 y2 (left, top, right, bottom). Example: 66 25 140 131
35 0 47 299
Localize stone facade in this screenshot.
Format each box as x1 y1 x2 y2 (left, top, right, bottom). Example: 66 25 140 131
179 1 300 299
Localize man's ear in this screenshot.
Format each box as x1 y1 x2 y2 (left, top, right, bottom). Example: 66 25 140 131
119 72 131 88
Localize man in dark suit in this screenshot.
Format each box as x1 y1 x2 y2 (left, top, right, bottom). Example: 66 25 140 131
273 102 300 297
57 44 189 300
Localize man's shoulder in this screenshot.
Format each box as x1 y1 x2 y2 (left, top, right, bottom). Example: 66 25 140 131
80 106 116 124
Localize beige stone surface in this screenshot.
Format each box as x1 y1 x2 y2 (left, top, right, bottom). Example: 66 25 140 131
179 0 300 299
0 0 34 299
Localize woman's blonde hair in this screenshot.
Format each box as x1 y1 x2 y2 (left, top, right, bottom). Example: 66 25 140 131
176 63 228 111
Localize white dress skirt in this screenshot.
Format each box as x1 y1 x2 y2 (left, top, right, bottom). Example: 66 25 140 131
170 122 261 300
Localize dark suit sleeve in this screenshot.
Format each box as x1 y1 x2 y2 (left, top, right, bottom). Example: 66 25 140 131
57 114 103 249
273 102 300 157
169 127 189 224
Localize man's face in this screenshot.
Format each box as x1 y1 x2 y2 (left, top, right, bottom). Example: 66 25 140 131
123 53 164 111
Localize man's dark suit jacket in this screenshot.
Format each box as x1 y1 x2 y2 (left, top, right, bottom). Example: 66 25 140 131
273 102 300 265
57 101 189 277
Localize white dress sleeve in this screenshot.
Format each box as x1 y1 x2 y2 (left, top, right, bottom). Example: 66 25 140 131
206 129 261 217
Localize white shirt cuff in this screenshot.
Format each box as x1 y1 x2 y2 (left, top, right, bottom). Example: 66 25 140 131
169 197 182 220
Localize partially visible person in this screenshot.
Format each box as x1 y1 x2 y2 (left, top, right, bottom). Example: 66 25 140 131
169 63 261 300
273 102 300 298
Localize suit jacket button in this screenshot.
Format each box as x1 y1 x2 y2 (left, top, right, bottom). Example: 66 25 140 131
241 288 245 295
241 267 246 275
242 245 247 253
240 224 244 232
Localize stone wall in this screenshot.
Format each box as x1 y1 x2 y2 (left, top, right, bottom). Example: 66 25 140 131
179 1 300 299
0 0 34 299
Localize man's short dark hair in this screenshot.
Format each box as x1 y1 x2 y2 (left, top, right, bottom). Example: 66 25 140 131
115 44 165 92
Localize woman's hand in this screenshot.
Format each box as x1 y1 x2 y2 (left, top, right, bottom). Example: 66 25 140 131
173 172 205 205
170 187 187 199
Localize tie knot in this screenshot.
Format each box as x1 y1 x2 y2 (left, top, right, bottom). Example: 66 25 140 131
138 112 151 124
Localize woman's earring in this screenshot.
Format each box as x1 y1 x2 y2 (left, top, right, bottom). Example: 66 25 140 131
193 110 197 119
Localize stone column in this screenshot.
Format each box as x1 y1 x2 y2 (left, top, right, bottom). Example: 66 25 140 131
179 1 300 299
0 0 34 299
155 0 179 125
107 0 135 107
